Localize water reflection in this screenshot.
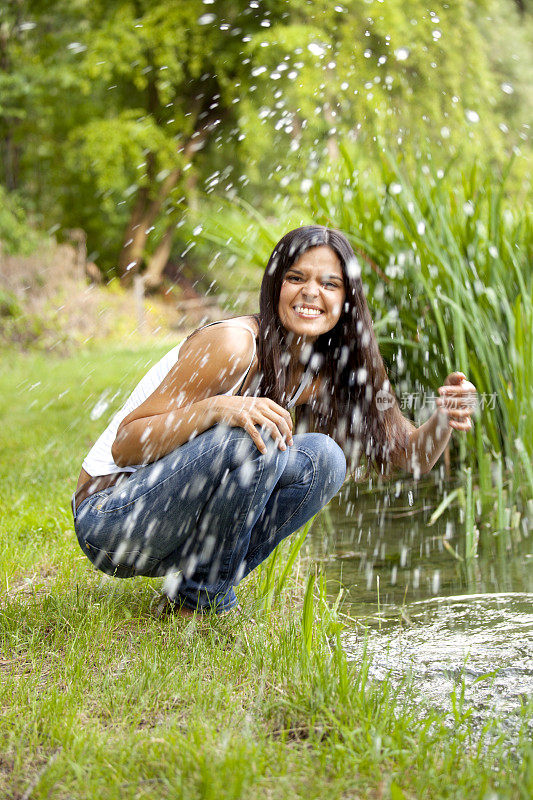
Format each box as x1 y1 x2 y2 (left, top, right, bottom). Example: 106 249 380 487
309 476 532 619
307 476 533 733
342 594 533 742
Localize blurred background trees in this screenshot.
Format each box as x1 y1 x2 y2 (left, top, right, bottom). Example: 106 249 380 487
1 0 531 288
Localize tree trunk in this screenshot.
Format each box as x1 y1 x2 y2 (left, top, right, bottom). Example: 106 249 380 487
117 124 211 284
117 186 150 279
0 19 20 190
117 169 180 284
143 224 175 291
2 132 20 191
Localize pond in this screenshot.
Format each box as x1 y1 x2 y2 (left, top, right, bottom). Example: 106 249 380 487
307 474 533 742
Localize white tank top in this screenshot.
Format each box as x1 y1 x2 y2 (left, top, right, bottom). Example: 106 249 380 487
82 318 309 477
82 320 259 477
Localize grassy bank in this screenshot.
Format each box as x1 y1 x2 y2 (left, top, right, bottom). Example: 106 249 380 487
1 345 531 799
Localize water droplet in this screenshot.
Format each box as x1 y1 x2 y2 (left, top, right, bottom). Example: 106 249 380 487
90 391 110 420
198 13 216 25
501 82 514 95
395 47 410 61
67 42 87 53
308 42 326 57
465 109 479 123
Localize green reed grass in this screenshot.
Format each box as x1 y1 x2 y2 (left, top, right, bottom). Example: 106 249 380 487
204 147 532 565
1 345 532 799
204 150 532 511
311 148 532 501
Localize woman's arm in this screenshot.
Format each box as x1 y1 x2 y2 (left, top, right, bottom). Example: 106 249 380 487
398 372 477 476
111 326 293 467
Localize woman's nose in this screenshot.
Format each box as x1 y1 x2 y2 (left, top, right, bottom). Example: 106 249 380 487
301 282 319 298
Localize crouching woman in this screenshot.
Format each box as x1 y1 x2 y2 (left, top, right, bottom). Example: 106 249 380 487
72 226 476 615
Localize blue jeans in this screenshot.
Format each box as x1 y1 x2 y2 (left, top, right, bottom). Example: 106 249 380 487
72 424 346 613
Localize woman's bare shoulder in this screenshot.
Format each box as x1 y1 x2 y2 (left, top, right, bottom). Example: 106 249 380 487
157 317 257 397
207 315 259 338
179 316 258 359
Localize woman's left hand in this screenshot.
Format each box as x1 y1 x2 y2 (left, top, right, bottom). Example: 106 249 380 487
436 372 478 431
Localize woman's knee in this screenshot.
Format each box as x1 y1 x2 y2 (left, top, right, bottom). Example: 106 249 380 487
299 433 347 498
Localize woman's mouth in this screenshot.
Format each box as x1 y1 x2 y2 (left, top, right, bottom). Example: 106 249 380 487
292 305 324 319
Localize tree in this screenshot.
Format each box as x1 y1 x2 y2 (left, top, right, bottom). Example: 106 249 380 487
71 0 294 284
1 0 529 284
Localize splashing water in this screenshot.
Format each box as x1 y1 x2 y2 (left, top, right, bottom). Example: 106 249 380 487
309 477 532 741
343 594 533 743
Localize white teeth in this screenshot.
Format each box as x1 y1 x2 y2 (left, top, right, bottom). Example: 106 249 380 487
294 306 323 317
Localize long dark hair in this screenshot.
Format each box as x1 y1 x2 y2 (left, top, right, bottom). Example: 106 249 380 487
252 225 414 476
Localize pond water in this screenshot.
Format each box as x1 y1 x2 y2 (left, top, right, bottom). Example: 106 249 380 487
307 475 533 740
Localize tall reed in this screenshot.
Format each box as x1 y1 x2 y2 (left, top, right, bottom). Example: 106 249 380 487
203 148 532 519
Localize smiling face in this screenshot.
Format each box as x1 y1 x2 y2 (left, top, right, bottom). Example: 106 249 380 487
277 246 346 342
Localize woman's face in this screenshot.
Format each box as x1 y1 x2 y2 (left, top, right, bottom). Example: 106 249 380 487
278 246 346 340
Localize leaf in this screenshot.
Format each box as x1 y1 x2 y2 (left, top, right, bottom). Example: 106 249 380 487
428 488 461 525
390 781 407 800
302 571 316 655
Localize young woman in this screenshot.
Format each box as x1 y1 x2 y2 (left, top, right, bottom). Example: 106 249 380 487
72 226 476 615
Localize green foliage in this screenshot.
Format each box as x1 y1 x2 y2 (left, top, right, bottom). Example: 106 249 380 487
1 0 531 276
0 186 41 255
1 343 532 799
202 146 532 510
0 288 21 318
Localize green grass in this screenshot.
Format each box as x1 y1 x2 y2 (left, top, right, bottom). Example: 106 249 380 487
1 344 532 799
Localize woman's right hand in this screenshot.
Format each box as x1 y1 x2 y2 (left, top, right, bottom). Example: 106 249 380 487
206 395 294 454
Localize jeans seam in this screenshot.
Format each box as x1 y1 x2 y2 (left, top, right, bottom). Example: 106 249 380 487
207 450 267 594
95 436 252 514
244 445 318 567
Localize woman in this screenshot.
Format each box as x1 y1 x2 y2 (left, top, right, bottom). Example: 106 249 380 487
72 226 476 615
